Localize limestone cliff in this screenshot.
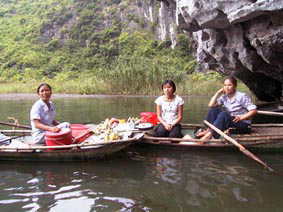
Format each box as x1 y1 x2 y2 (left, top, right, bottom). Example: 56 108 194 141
123 0 178 47
159 0 283 101
40 0 179 48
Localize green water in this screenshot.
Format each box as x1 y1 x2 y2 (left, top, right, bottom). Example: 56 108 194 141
0 95 208 125
0 95 282 212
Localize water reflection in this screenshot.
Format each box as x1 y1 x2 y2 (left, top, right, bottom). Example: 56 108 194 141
0 147 282 211
0 154 148 211
128 147 283 211
155 157 181 184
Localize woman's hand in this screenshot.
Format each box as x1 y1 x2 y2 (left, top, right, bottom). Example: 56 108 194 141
164 123 173 131
208 88 224 107
33 119 60 132
216 88 224 95
49 126 60 133
233 115 243 123
233 110 257 123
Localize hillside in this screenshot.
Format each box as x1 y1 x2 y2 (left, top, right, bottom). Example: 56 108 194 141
0 0 199 94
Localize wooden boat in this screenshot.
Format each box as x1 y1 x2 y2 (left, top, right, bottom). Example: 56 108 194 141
141 123 283 152
0 132 144 161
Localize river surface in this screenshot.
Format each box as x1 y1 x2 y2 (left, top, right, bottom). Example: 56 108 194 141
0 95 282 212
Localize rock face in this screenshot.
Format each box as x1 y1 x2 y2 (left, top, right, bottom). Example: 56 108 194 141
162 0 283 101
129 0 178 47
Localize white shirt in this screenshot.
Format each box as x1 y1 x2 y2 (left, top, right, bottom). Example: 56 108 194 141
155 95 184 125
30 99 56 144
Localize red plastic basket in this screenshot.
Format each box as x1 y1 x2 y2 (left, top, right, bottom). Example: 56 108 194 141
140 112 159 125
45 128 73 147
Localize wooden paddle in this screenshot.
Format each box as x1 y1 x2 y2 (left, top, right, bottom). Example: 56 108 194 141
204 120 274 172
257 110 283 117
0 121 31 129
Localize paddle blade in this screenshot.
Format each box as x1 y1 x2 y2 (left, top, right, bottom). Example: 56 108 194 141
241 149 274 172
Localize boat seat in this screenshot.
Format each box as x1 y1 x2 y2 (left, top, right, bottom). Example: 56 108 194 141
228 126 251 135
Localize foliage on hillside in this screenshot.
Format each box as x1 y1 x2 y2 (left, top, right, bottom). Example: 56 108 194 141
0 0 215 94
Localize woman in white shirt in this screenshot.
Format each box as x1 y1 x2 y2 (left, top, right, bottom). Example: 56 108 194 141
30 83 69 145
154 80 184 138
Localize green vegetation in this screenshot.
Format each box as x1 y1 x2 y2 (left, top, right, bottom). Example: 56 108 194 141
0 71 252 97
0 0 240 96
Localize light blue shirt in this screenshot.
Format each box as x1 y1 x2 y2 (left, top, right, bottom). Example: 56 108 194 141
217 91 257 124
30 99 56 144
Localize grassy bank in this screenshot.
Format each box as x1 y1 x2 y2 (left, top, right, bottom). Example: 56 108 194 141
0 72 251 97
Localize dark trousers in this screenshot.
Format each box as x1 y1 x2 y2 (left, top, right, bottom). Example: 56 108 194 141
206 107 250 138
154 123 183 138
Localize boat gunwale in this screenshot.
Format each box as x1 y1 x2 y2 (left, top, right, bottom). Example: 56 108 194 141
143 134 283 147
0 142 135 161
181 123 283 128
0 133 144 152
142 123 283 148
143 134 283 143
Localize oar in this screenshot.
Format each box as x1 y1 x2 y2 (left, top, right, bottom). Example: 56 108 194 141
0 121 31 129
257 110 283 117
204 120 274 172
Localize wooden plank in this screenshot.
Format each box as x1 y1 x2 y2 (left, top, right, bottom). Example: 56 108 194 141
257 110 283 117
0 121 31 129
0 130 31 134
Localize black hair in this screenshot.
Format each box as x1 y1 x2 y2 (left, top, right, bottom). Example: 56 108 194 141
224 76 237 87
161 80 176 93
37 83 52 94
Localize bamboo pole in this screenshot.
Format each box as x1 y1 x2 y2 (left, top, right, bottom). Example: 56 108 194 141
144 134 221 143
181 123 283 128
252 123 283 127
181 122 283 128
257 110 283 117
234 133 283 138
180 123 203 128
204 120 274 172
0 130 31 134
235 136 283 142
0 121 31 129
